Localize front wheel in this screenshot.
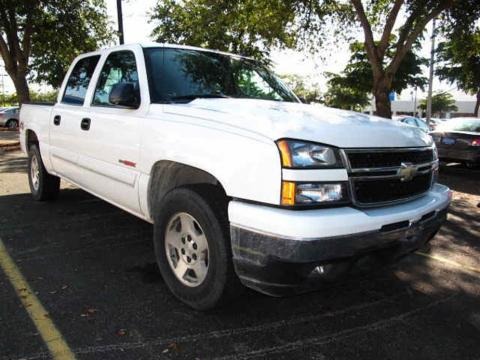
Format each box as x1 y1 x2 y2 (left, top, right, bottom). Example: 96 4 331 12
153 187 241 310
28 144 60 201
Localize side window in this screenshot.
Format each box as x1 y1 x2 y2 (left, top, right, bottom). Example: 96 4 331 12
62 56 100 105
92 51 139 107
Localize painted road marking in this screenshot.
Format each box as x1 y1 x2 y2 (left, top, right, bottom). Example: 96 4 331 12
416 251 480 275
0 239 76 360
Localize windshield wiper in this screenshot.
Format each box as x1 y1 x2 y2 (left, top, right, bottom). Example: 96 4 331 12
168 94 231 102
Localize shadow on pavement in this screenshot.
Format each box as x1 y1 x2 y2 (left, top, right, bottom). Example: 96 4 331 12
0 188 479 359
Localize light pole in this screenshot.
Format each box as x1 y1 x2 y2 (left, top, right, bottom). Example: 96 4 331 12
0 65 5 107
426 18 436 126
117 0 124 45
413 86 418 117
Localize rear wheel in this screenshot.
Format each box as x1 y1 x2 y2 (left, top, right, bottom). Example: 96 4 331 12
153 187 241 310
6 119 18 129
28 144 60 201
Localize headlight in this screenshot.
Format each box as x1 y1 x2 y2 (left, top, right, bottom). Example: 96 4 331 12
277 140 343 168
281 181 349 206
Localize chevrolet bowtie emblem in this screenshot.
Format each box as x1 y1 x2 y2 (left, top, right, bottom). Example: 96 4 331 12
398 162 417 182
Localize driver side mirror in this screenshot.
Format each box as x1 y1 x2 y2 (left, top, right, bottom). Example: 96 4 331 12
109 82 140 108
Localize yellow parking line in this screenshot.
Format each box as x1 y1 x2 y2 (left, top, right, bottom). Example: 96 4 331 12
0 239 76 360
415 251 480 275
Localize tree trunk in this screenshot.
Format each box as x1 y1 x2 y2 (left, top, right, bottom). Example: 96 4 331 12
11 74 31 104
373 77 392 119
475 90 480 117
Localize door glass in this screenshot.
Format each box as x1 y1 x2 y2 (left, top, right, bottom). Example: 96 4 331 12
93 51 139 106
62 56 100 105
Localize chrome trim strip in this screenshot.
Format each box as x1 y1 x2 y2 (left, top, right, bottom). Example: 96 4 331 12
343 146 435 153
349 161 437 174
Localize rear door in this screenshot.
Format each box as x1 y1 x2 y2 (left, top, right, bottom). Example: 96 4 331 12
71 47 148 214
49 54 100 179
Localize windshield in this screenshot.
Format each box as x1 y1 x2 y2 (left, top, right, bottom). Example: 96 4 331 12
144 47 298 104
438 118 480 133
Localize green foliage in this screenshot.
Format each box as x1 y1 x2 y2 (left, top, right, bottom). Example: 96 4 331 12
279 74 322 103
28 0 114 88
0 90 57 106
436 29 480 97
0 0 114 95
324 40 426 110
0 92 18 107
334 40 427 94
150 0 298 61
419 92 458 116
323 80 369 111
29 90 58 103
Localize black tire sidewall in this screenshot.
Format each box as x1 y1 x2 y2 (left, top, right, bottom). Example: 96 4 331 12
153 188 232 310
28 145 45 201
7 120 18 129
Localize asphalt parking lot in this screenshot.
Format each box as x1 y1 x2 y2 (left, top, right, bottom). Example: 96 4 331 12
1 148 479 360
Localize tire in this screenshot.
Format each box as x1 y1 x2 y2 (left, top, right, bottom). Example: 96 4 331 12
28 144 60 201
6 119 18 129
153 187 241 310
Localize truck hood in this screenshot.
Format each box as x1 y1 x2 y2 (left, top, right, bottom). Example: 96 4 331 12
162 98 433 148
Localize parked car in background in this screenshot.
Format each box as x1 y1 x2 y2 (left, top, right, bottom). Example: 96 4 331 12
0 107 20 129
427 117 447 131
394 116 430 132
431 117 480 168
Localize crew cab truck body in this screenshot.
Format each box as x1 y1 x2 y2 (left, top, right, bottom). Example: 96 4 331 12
20 43 451 309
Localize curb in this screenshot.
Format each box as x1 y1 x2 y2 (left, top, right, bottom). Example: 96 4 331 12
0 141 20 149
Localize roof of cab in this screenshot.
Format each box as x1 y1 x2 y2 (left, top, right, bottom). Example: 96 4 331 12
80 42 252 60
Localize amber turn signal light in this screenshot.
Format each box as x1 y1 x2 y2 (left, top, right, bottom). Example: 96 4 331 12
281 181 296 206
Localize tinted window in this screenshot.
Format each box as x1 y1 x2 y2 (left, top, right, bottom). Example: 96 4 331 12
440 118 480 133
62 56 100 105
93 51 139 106
403 117 417 126
144 48 297 103
416 119 429 131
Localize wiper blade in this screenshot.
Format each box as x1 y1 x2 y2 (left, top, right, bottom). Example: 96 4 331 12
169 94 231 101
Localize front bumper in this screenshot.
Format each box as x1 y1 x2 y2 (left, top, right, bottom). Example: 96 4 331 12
439 147 480 164
229 184 451 296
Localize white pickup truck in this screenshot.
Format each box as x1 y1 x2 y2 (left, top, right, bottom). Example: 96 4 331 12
20 43 451 310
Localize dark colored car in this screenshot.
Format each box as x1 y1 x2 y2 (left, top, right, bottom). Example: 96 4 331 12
430 117 480 168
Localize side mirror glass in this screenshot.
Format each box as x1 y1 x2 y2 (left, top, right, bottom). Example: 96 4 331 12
109 82 140 108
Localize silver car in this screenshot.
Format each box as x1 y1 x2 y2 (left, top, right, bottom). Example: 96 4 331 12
0 107 19 128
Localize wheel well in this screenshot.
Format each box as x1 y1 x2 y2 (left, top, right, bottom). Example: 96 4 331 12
26 130 39 151
148 161 228 218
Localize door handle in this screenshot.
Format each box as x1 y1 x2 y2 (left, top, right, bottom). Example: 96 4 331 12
53 115 61 126
80 118 91 131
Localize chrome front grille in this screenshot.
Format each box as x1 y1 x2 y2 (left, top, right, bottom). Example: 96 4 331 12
342 147 437 207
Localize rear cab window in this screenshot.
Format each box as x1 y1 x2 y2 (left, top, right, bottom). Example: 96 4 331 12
62 55 100 105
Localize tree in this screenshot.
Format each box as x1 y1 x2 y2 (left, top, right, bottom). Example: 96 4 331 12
150 0 480 118
436 29 480 116
419 91 458 116
323 79 370 111
325 40 427 110
0 0 113 104
150 0 297 60
279 74 322 103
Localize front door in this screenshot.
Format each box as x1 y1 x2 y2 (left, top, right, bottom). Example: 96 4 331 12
71 49 145 214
